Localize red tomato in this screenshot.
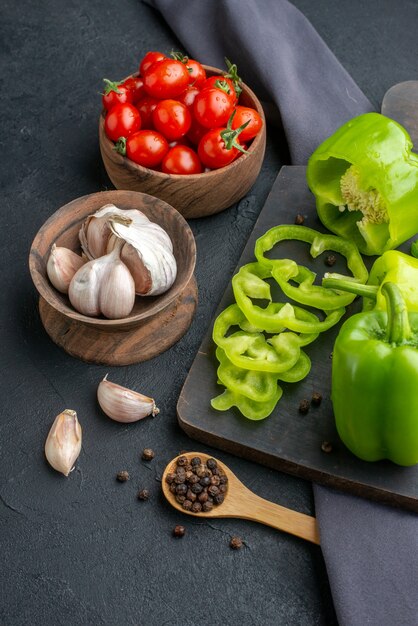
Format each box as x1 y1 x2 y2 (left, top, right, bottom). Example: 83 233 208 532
201 75 237 103
186 59 206 87
102 80 133 111
231 106 262 141
152 99 191 141
135 96 158 129
122 76 145 103
187 117 208 145
193 88 234 129
143 59 190 99
178 85 200 108
125 130 169 168
139 51 166 75
104 103 141 142
198 127 243 169
162 145 202 175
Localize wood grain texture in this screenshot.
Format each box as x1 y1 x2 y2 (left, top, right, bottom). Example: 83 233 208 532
381 81 418 149
177 166 418 513
29 190 197 363
38 276 197 365
99 66 266 219
162 452 320 544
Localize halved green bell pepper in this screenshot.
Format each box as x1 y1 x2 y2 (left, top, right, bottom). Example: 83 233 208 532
332 282 418 466
307 113 418 256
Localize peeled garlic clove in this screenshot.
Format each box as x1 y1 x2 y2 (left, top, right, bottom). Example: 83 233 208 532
68 240 136 319
97 375 159 423
45 409 82 476
47 244 85 294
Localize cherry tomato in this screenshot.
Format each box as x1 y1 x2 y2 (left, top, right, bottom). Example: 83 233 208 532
162 145 202 175
102 80 133 111
152 99 191 141
186 117 208 145
104 103 141 142
122 76 145 103
178 85 200 108
186 59 206 87
135 96 158 129
198 127 242 169
193 88 234 129
125 130 169 168
143 59 190 99
139 51 166 76
231 106 262 141
201 75 237 103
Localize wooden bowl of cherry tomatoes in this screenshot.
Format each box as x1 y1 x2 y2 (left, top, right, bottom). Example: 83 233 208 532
99 52 266 219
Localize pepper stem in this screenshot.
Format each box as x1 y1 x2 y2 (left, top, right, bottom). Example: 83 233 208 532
382 282 411 344
322 274 378 299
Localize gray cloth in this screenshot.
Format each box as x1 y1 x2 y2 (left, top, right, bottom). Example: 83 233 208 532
144 0 373 164
144 0 418 624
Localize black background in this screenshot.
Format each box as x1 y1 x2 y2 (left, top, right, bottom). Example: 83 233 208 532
1 1 417 624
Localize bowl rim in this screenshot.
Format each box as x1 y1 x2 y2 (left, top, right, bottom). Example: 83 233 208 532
29 189 197 328
99 64 266 181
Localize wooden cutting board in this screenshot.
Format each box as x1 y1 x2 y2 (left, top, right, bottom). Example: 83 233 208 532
177 165 418 513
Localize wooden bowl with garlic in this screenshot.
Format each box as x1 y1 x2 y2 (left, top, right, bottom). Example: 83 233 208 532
99 66 266 219
29 190 197 365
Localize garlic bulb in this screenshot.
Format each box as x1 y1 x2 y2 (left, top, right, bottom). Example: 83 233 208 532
97 374 159 423
79 204 177 296
45 409 82 476
46 244 85 293
68 239 135 319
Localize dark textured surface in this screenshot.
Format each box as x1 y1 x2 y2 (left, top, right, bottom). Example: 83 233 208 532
1 1 417 625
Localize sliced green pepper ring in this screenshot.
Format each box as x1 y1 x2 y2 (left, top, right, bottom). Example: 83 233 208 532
232 262 345 334
254 225 368 310
212 304 301 373
215 347 310 403
211 387 283 421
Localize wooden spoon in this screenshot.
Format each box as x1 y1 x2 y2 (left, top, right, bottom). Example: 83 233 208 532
161 453 320 545
381 80 418 149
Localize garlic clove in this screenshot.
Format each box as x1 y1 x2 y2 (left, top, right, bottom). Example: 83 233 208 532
46 244 85 294
68 240 136 319
107 234 152 295
68 257 103 316
97 374 159 423
45 409 82 476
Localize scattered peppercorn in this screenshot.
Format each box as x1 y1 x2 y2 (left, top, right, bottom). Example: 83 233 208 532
321 441 333 453
294 213 305 225
311 392 322 407
299 399 310 415
116 470 129 482
325 254 337 267
172 524 186 538
230 536 243 550
142 448 155 461
137 488 150 500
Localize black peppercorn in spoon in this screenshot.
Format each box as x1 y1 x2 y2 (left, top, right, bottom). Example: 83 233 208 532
162 453 320 545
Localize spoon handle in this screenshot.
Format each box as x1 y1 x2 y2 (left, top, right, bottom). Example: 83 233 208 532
235 490 320 545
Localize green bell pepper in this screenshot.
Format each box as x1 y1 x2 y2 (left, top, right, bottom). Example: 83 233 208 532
307 112 418 256
232 262 345 334
212 303 309 373
323 250 418 312
254 225 368 309
332 282 418 466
